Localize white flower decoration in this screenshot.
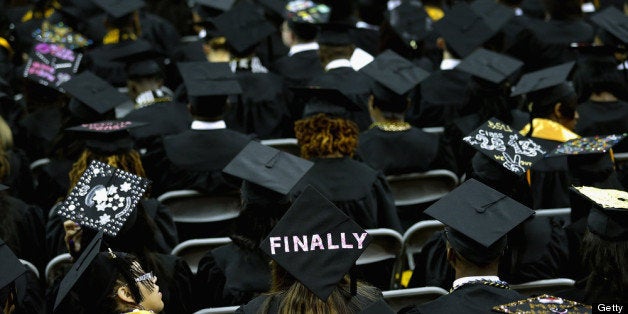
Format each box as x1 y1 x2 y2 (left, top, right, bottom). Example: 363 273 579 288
93 188 108 204
98 214 111 225
120 182 132 192
107 185 118 195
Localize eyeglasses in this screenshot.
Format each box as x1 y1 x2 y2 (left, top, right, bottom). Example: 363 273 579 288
135 271 156 283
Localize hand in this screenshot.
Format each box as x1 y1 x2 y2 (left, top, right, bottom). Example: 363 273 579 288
63 220 82 254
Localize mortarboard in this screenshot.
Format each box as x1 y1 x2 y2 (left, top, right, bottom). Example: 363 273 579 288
31 20 93 50
195 0 237 13
259 185 372 301
424 179 534 265
571 186 628 241
317 22 355 46
56 160 150 237
386 1 430 50
23 43 82 92
463 118 551 176
470 0 515 33
510 62 576 96
61 71 130 115
109 40 164 79
212 1 276 54
223 141 313 195
257 0 289 18
292 86 363 117
545 134 627 157
590 6 628 44
93 0 145 19
493 294 592 313
0 239 26 292
432 2 500 58
177 61 242 97
456 48 523 84
359 299 395 314
65 120 146 154
285 0 331 24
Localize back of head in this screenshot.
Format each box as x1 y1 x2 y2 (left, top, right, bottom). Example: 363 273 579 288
528 82 578 119
581 231 628 302
294 113 359 159
573 58 628 101
543 0 582 20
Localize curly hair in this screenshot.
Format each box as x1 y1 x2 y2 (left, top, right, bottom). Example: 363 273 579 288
68 149 146 192
294 113 359 160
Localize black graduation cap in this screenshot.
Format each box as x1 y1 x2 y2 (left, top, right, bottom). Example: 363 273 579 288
65 120 146 154
285 0 331 23
223 141 314 195
463 118 550 176
493 294 592 313
510 62 576 96
318 22 355 46
292 86 363 117
360 299 395 314
109 40 164 79
424 179 534 265
54 231 104 311
195 0 236 13
545 134 627 157
61 71 130 115
93 0 145 19
177 61 242 97
257 0 289 18
470 0 515 33
0 239 26 292
23 43 82 92
56 160 150 237
212 1 276 54
432 2 499 58
590 6 628 44
386 1 431 50
571 186 628 241
360 49 430 96
456 48 523 84
259 185 372 301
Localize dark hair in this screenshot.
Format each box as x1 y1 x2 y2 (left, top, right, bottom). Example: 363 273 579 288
529 83 578 120
319 45 355 68
288 21 318 42
581 231 628 303
573 59 628 102
463 77 516 124
542 0 582 20
189 95 229 119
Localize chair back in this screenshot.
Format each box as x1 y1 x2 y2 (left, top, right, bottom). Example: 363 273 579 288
382 286 448 311
45 253 73 285
19 259 40 279
171 237 233 274
193 306 240 314
511 278 576 297
260 138 300 156
401 220 445 270
157 190 242 224
386 170 458 207
356 229 403 290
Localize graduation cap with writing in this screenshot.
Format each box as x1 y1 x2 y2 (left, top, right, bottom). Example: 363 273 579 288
493 294 592 313
360 50 430 112
23 43 82 92
386 1 431 50
56 160 150 237
318 22 355 46
93 0 145 19
0 239 26 295
260 185 372 301
571 186 628 241
424 179 534 265
292 86 363 118
463 118 550 176
109 39 164 80
65 120 146 154
212 1 276 54
456 48 523 84
61 71 130 118
590 6 628 44
510 62 576 97
545 134 627 157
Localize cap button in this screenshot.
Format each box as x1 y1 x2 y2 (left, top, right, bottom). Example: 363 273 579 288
475 207 486 213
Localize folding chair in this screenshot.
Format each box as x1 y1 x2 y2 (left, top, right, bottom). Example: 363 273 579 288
511 278 576 297
386 169 458 207
356 229 403 290
401 220 445 270
45 253 73 285
193 306 240 314
382 286 448 311
29 158 51 187
535 207 571 226
171 238 232 274
421 127 445 135
260 138 300 156
19 259 40 279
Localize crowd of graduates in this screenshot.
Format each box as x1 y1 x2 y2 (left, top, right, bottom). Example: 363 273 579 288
0 0 628 312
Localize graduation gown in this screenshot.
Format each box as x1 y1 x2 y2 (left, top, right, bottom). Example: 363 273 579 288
142 128 252 196
292 157 402 232
402 282 524 314
1 195 46 271
32 158 72 211
2 149 36 204
271 50 323 88
194 244 271 308
123 99 192 150
357 125 441 175
15 106 63 160
13 269 46 314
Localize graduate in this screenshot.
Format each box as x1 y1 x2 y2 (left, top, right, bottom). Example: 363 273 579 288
0 238 45 314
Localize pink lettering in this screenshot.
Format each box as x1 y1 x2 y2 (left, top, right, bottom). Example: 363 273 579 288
352 233 368 249
283 236 289 253
326 233 339 250
310 234 324 251
293 235 308 252
340 233 353 249
269 237 281 255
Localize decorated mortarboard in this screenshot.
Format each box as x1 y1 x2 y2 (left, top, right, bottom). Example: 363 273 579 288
510 62 575 96
260 185 373 301
317 22 355 46
31 20 93 50
470 0 515 33
432 2 497 58
386 1 431 50
456 48 523 84
545 134 627 157
93 0 145 19
493 294 592 313
463 118 551 176
285 0 331 23
212 1 276 54
61 71 130 115
291 86 363 117
109 40 164 79
65 120 146 155
590 6 628 44
360 49 430 96
23 43 82 92
223 141 314 195
359 299 395 314
424 179 534 265
53 231 104 311
0 239 26 291
56 160 150 237
177 62 242 97
570 186 628 241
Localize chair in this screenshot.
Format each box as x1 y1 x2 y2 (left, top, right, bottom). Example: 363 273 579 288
356 229 403 290
29 158 51 171
614 152 628 163
401 220 445 270
45 253 73 285
193 306 240 314
382 286 448 311
511 278 576 297
421 127 445 135
171 238 232 274
535 207 571 226
260 138 300 156
386 170 458 207
19 259 40 279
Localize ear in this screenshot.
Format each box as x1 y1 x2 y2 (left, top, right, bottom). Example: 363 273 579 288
116 286 136 304
436 37 446 51
553 102 563 119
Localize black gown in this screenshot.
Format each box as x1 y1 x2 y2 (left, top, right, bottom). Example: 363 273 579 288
1 195 47 272
292 157 402 232
194 244 271 308
14 106 64 161
123 100 192 150
401 282 524 314
2 149 36 204
13 269 46 314
271 50 323 88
